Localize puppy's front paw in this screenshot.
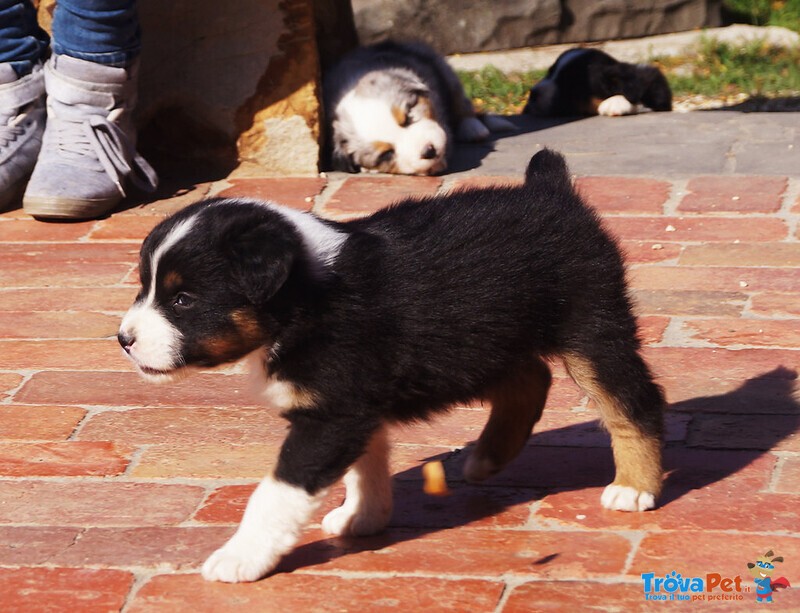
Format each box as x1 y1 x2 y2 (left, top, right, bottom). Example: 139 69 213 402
201 537 279 583
322 502 391 537
597 95 636 117
601 484 656 512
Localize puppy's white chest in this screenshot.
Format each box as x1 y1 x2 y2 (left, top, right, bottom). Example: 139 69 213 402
261 378 307 410
246 350 314 411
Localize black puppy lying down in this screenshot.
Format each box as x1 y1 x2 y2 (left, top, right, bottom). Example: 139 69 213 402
119 149 664 582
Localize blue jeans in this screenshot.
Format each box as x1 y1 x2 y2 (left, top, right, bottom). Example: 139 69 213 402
0 0 139 77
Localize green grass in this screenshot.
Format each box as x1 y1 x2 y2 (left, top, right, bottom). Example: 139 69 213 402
723 0 800 32
457 65 545 115
654 37 800 98
458 37 800 114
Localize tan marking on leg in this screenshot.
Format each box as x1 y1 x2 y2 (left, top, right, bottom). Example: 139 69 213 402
562 353 663 497
464 357 552 482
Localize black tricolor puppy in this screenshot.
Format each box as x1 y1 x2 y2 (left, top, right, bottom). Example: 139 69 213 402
323 40 512 176
524 48 672 117
119 149 664 583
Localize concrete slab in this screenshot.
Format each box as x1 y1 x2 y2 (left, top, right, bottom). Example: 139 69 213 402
450 111 800 177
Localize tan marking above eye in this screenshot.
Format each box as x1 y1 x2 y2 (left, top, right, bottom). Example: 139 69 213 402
163 271 183 292
391 105 408 127
415 95 435 120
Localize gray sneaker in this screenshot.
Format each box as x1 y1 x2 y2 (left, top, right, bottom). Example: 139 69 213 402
23 54 157 220
0 63 45 212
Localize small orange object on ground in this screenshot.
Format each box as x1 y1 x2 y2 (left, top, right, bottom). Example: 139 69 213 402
422 460 450 496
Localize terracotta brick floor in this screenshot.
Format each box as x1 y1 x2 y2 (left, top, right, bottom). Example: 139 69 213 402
1 169 799 612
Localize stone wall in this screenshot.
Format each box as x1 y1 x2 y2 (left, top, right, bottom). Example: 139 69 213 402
353 0 722 55
37 0 324 175
137 0 321 175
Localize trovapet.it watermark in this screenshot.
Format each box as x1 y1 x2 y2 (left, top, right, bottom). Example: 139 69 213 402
642 550 792 604
641 571 750 602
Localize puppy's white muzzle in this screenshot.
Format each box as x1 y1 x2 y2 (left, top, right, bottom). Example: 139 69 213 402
119 302 184 382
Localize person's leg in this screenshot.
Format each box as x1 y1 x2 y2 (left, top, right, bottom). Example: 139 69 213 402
0 0 49 76
23 0 157 220
51 0 140 67
0 0 47 212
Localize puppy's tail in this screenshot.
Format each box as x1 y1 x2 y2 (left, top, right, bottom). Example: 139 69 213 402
524 148 571 185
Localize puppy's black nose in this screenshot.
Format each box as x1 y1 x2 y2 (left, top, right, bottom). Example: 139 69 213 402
421 144 437 160
118 331 135 353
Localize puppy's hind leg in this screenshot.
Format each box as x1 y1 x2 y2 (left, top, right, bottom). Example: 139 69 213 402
563 349 664 512
322 426 393 537
464 356 552 483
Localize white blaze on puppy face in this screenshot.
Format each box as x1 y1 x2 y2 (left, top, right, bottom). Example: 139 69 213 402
119 216 197 381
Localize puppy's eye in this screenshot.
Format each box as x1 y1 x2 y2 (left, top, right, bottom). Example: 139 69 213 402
377 148 395 165
172 292 195 313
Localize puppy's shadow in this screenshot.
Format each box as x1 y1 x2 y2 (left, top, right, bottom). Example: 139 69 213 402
278 367 798 574
448 114 584 173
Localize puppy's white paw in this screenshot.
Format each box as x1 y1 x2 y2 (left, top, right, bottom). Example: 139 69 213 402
457 117 491 142
322 502 391 537
601 484 656 512
201 537 279 583
597 95 636 117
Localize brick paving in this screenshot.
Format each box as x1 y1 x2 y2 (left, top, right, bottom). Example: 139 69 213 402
1 166 799 612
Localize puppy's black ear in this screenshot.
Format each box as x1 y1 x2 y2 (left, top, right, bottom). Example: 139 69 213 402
330 122 361 173
331 146 361 173
225 222 296 305
638 65 672 111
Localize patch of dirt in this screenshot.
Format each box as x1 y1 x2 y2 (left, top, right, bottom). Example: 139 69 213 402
673 93 800 112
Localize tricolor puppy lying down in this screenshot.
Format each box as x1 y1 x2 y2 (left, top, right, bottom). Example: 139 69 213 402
118 150 664 583
524 48 672 117
324 40 513 175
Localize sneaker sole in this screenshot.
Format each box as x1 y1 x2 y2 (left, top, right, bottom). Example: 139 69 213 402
23 194 121 221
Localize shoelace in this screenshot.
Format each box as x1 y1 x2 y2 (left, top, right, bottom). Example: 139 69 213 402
53 112 158 196
0 111 31 149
